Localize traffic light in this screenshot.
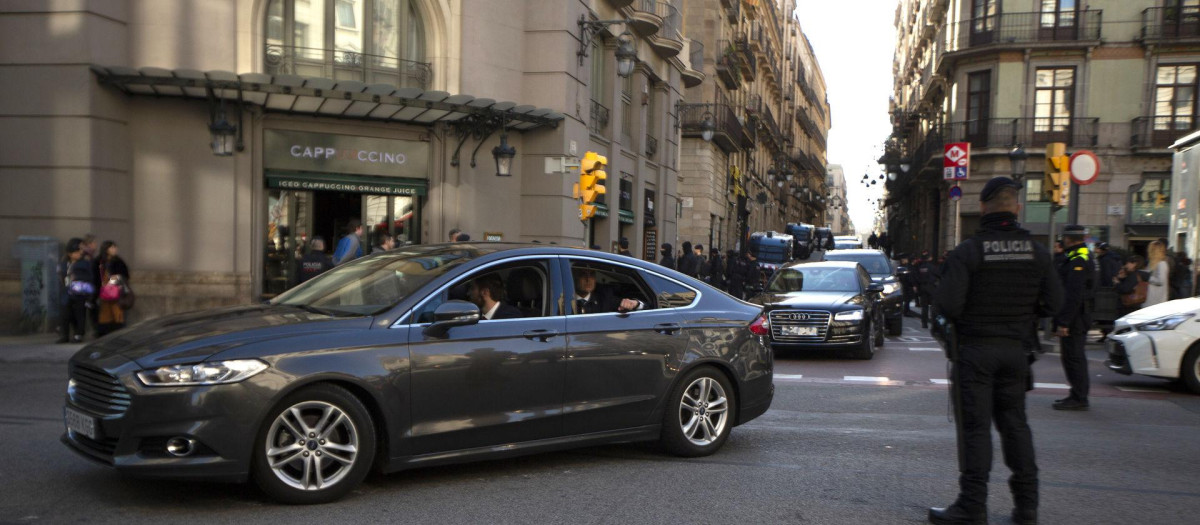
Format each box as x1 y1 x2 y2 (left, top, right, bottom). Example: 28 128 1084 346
1155 191 1167 208
1043 142 1070 207
573 151 607 221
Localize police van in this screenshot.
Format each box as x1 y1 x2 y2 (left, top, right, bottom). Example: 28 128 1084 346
749 231 794 277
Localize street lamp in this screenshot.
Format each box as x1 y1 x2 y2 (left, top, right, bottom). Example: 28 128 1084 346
208 114 237 157
888 171 897 181
492 131 516 177
577 16 637 79
615 30 637 78
700 111 715 142
900 161 911 173
1008 143 1028 183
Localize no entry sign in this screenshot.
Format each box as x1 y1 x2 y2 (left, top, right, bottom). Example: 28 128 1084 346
1069 150 1100 185
943 142 970 180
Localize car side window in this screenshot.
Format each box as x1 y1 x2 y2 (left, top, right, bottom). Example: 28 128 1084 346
641 271 698 309
567 260 653 314
412 261 551 323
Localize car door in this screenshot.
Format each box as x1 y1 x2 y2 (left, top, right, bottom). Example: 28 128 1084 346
406 257 566 454
561 257 691 435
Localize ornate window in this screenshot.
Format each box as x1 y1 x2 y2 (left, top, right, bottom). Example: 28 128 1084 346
265 0 430 89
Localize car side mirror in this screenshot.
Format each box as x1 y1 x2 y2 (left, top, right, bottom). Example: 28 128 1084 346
422 300 480 339
866 283 885 294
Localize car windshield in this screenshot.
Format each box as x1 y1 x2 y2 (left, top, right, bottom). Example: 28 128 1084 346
272 249 475 315
767 267 861 293
823 252 890 275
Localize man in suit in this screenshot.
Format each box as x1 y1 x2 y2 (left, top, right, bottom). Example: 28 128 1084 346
573 267 643 314
467 273 523 320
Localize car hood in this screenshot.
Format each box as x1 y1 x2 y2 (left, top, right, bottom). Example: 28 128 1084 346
1120 297 1200 323
753 291 864 309
76 304 373 368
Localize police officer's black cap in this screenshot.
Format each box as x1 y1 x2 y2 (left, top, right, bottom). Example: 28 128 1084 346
1063 224 1087 236
979 176 1022 202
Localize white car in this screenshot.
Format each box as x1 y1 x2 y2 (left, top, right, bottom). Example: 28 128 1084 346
1107 297 1200 394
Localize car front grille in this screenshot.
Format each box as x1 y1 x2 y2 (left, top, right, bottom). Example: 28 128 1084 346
70 364 131 416
769 310 831 342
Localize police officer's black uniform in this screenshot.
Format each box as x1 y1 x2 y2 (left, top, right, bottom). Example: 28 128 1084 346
1054 226 1095 410
917 252 939 328
898 255 918 316
930 177 1064 525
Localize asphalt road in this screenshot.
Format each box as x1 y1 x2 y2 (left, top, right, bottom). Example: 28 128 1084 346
2 315 1199 524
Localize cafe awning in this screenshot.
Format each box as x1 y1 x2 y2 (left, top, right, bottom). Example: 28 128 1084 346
89 65 564 131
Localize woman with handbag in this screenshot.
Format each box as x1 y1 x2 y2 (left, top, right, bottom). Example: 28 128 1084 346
1114 255 1148 317
57 238 93 343
96 240 131 336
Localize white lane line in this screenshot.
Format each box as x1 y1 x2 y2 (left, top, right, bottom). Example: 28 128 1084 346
1115 386 1170 393
774 374 804 380
845 376 890 382
930 379 950 385
1033 383 1070 389
908 347 943 351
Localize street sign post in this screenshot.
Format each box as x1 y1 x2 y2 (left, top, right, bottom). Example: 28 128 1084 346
943 143 970 180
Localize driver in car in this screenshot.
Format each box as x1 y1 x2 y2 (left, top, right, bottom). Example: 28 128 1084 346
573 268 644 314
467 273 523 320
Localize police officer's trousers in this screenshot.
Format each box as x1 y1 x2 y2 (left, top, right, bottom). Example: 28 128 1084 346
952 338 1038 514
919 292 933 327
1059 316 1090 402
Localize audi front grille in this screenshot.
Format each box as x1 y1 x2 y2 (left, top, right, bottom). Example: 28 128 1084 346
768 310 831 342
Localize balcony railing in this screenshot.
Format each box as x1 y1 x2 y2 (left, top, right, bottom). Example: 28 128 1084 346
734 35 756 77
680 102 753 153
716 40 742 89
941 117 1098 149
1141 6 1200 41
1132 116 1196 149
689 40 704 71
264 44 432 89
724 0 739 24
763 106 782 147
660 2 682 40
947 10 1102 51
590 99 610 136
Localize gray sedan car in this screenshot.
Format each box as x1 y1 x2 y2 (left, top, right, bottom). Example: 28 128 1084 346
62 244 773 503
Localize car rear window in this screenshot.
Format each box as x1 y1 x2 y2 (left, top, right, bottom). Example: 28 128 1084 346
824 252 890 275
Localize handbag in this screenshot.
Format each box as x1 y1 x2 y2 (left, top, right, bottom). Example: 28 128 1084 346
1120 274 1148 307
117 280 136 310
100 275 123 302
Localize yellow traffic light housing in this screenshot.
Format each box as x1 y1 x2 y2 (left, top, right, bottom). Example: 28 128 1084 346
575 151 608 221
1043 143 1070 207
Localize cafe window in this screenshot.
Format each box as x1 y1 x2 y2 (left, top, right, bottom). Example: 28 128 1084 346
264 0 429 88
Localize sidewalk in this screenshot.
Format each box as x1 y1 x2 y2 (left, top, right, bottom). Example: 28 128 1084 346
0 334 84 364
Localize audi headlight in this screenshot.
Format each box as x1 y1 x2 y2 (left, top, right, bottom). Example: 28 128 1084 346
1134 313 1195 332
834 309 864 321
882 283 898 295
137 359 269 387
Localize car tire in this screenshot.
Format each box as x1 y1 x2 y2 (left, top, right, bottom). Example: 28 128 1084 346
1183 345 1200 395
886 316 903 336
853 320 875 360
874 312 886 347
252 383 376 504
660 366 737 457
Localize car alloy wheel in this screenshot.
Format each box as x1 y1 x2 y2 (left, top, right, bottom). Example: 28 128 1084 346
1183 346 1200 395
252 384 375 504
854 320 875 360
661 367 736 457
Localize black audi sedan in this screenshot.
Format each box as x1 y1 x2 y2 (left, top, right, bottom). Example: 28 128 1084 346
821 249 905 335
62 244 773 503
749 260 886 359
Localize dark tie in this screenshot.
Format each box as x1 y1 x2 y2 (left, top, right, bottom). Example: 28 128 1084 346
576 298 586 314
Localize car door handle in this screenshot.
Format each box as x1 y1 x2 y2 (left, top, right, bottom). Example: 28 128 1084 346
523 329 559 342
654 323 682 335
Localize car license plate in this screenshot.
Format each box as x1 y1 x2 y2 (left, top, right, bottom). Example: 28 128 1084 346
782 326 817 336
64 406 97 440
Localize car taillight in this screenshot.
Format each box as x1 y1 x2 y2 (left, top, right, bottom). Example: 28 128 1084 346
748 314 770 336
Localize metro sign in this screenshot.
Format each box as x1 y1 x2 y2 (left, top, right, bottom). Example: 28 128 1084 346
943 142 970 180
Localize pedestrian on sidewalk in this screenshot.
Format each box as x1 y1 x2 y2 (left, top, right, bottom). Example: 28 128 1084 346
658 243 675 270
333 219 364 265
1145 240 1170 308
929 176 1063 525
707 248 725 290
617 237 632 257
1053 225 1095 411
95 240 130 337
1113 255 1146 318
58 238 94 344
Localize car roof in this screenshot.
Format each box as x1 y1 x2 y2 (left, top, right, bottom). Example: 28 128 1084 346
780 260 863 270
823 249 887 256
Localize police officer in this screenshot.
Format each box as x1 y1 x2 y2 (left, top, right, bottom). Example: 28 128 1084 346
930 177 1063 525
898 253 918 317
1053 225 1095 411
917 250 939 328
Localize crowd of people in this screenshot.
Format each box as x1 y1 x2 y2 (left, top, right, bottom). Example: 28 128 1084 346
56 234 133 343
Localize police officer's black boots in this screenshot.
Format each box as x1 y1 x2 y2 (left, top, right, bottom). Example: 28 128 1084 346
1011 507 1037 525
928 503 987 524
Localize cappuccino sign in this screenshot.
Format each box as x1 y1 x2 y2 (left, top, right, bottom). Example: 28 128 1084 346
264 130 429 178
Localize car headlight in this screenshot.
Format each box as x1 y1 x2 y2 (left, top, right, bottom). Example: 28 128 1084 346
834 309 864 321
882 283 898 295
137 359 269 387
1134 313 1195 332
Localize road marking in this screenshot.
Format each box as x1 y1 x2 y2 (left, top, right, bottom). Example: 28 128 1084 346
930 379 949 385
845 376 889 382
1115 386 1170 393
774 374 804 380
908 347 943 351
1033 383 1070 389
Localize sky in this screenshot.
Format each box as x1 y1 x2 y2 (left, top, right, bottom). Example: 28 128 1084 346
793 1 897 234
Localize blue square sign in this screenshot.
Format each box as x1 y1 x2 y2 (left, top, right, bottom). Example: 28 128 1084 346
954 166 968 180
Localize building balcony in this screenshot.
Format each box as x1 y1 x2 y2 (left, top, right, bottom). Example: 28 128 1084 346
682 40 705 88
743 0 758 20
945 10 1102 54
629 0 665 36
941 117 1098 150
724 0 740 24
715 41 742 90
264 44 431 89
680 102 753 154
762 106 783 148
607 0 635 8
649 2 684 58
1140 6 1200 42
590 99 610 136
1132 116 1196 150
734 35 756 78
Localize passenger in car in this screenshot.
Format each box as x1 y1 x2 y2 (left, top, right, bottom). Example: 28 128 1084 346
572 268 644 314
467 273 523 320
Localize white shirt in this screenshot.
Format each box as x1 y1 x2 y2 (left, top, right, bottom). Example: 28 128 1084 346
482 301 501 320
